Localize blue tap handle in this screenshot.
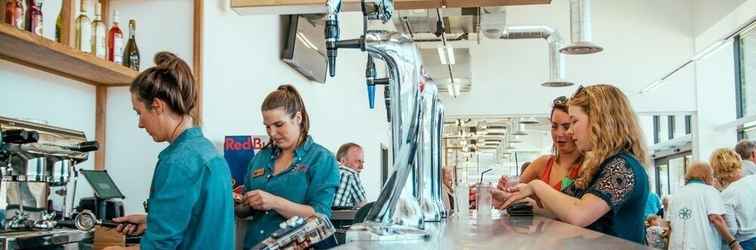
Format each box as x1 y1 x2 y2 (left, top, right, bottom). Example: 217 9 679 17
367 84 376 109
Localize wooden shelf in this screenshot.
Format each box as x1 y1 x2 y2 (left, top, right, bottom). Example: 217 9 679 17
0 23 137 87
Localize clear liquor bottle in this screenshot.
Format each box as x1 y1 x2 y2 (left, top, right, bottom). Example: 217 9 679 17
74 0 91 53
91 1 106 58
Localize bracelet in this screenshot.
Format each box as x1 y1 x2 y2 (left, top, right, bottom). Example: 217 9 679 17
728 239 738 247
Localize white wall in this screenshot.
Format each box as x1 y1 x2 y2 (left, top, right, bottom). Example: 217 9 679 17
104 0 195 213
201 1 391 202
440 0 697 117
689 0 756 160
692 0 748 36
693 43 738 162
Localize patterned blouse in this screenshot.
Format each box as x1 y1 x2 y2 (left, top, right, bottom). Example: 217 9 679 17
563 151 650 244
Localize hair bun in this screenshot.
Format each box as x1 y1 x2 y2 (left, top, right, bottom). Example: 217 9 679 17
154 52 178 69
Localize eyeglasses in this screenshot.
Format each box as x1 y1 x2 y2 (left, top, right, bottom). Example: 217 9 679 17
553 96 568 105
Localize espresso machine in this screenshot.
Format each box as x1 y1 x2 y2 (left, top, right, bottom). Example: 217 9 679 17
0 116 98 250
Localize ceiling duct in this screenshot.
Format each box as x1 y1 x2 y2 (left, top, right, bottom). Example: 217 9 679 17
511 118 528 136
496 26 574 87
394 8 479 41
560 0 603 55
480 7 506 39
519 117 539 125
480 7 573 87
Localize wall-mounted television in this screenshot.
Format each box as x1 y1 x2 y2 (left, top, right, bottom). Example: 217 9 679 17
282 15 328 83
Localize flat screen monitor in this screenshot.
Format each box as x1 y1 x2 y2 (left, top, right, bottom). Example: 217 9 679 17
282 14 328 83
80 169 126 200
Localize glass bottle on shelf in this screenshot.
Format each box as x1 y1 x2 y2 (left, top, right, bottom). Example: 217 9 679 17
0 0 5 24
55 0 63 42
123 19 139 71
25 0 42 36
107 10 123 63
74 0 91 53
4 0 25 30
91 1 105 59
15 0 25 30
3 0 15 26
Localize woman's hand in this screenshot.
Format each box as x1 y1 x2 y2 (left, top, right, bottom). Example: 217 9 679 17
500 183 535 209
496 176 509 191
244 190 281 211
112 214 147 236
491 189 513 209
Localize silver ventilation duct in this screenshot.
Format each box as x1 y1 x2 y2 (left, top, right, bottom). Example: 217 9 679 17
560 0 603 55
480 7 506 39
497 26 574 87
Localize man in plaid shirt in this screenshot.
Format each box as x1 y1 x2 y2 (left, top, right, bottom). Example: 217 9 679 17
332 143 367 209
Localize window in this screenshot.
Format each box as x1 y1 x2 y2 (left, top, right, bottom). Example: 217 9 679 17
737 25 756 139
653 151 692 196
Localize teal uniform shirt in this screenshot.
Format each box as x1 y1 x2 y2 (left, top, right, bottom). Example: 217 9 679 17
563 150 649 244
243 136 340 248
141 128 235 250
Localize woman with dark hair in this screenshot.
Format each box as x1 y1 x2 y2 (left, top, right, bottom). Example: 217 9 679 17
496 84 650 243
107 52 235 250
495 96 584 194
236 85 340 248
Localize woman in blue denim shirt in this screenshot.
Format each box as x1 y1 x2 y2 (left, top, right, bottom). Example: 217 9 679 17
236 85 340 249
106 52 235 250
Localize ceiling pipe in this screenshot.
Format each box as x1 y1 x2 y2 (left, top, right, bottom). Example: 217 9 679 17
480 7 574 87
560 0 603 55
498 26 574 87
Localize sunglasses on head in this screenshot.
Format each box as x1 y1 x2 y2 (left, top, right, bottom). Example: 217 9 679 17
575 85 585 95
553 96 568 105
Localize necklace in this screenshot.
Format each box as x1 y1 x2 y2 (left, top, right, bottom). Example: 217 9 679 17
169 118 186 142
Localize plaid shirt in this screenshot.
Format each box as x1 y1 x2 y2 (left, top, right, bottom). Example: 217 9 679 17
332 165 367 208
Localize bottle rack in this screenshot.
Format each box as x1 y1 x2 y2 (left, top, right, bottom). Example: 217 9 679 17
0 0 136 86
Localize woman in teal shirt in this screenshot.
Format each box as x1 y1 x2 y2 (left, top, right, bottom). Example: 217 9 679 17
106 52 235 250
236 85 340 249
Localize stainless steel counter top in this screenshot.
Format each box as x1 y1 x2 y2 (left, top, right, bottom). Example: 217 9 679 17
335 214 652 250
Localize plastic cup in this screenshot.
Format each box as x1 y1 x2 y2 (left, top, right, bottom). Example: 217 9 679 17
477 182 493 223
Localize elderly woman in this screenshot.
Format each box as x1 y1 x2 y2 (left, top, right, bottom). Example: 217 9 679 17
711 148 756 250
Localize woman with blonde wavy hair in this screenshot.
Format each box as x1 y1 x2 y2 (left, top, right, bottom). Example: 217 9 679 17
496 84 650 243
710 148 742 190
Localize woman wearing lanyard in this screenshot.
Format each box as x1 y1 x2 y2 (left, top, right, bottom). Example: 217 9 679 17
497 84 650 243
236 85 340 249
106 52 235 250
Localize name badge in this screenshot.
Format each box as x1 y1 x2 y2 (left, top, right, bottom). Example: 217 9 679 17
253 168 265 177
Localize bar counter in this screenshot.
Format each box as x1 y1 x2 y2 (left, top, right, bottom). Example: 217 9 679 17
335 214 652 250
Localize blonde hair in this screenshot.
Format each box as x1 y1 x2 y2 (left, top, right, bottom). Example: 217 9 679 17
709 148 742 188
567 84 648 189
685 161 714 185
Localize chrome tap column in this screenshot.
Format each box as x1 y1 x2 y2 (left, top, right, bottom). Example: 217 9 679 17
360 30 425 230
417 83 444 222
